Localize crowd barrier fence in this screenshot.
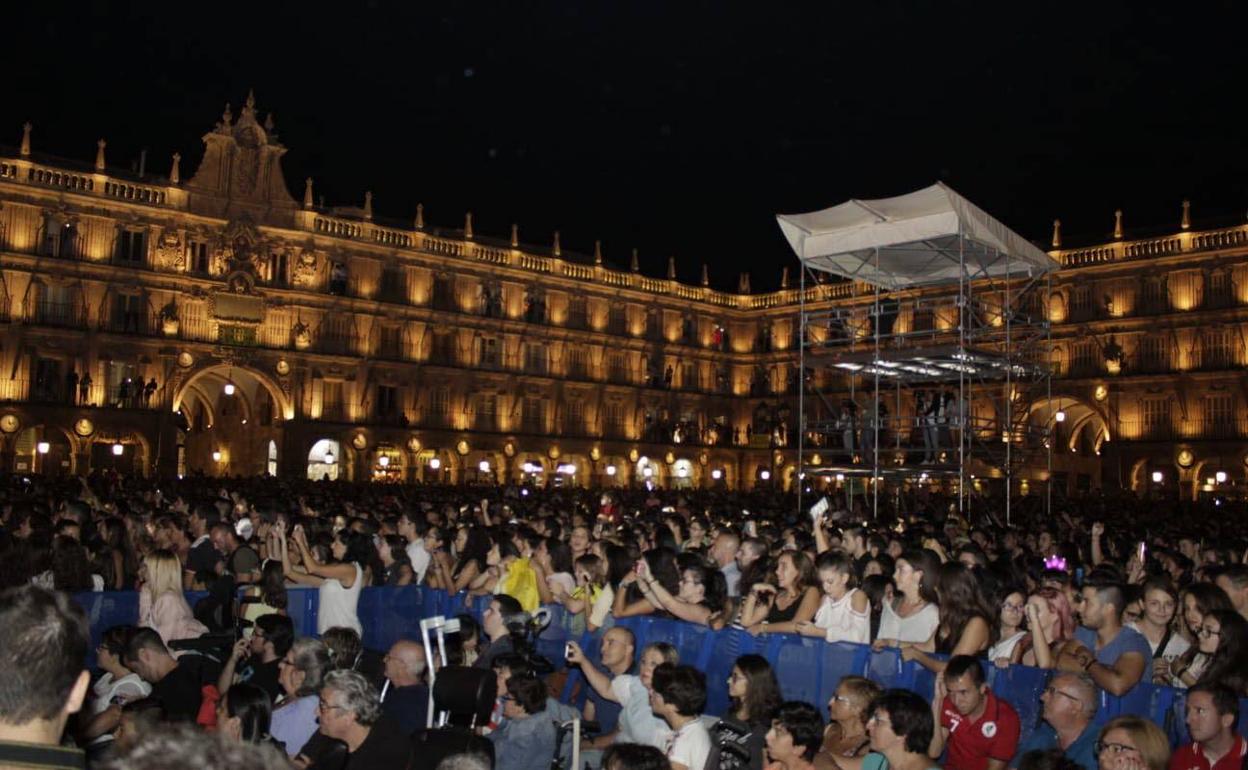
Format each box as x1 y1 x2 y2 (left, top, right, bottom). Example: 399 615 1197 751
74 587 1248 748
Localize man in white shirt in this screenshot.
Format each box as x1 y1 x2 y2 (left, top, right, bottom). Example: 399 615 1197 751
397 511 431 583
709 531 742 598
567 635 675 752
649 663 711 770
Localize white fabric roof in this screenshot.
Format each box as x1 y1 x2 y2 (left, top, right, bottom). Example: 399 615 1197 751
776 182 1058 290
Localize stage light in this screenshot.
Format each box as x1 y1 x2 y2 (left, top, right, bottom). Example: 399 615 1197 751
112 443 124 456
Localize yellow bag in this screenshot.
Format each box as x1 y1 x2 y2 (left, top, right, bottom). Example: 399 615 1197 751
498 556 541 613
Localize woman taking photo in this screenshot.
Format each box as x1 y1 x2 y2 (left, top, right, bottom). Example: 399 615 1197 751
814 676 881 770
872 550 940 650
1022 587 1077 668
707 654 783 770
613 548 681 620
430 526 491 593
241 560 289 638
634 559 728 628
138 549 207 645
797 551 870 644
280 522 367 637
740 551 822 636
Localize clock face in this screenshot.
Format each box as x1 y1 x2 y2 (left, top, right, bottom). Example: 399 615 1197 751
74 418 94 437
503 442 516 457
352 433 367 450
1178 450 1194 468
0 414 18 433
275 359 290 376
177 352 194 368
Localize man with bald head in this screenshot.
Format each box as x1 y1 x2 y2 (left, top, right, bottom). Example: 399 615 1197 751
380 639 428 733
1010 672 1100 770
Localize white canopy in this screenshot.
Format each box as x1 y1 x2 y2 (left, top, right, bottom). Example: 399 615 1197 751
776 182 1058 290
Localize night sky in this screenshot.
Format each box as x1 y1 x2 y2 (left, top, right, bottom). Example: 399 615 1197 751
4 1 1246 291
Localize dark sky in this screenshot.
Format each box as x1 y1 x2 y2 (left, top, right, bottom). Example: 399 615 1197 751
4 1 1246 290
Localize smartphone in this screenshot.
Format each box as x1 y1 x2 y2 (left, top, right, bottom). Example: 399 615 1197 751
565 642 575 660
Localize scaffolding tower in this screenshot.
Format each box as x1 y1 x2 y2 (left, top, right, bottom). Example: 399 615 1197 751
776 183 1059 523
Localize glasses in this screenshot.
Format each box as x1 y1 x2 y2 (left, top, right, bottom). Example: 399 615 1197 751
867 714 891 727
1198 626 1221 638
830 695 853 706
1001 602 1025 612
1096 742 1138 756
316 700 346 714
1043 686 1083 706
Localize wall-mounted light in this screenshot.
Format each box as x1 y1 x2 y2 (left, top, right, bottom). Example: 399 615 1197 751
212 450 222 462
1215 471 1228 484
711 469 723 480
428 457 440 470
36 441 49 454
760 470 771 481
112 443 124 456
1055 410 1066 423
642 466 654 478
478 460 490 473
1151 471 1163 483
605 464 617 476
378 455 390 467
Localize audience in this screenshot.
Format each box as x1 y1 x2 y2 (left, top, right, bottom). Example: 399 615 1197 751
765 701 825 770
1057 581 1151 696
707 654 783 770
122 627 204 723
1012 673 1101 770
866 688 942 770
930 655 1021 770
651 663 712 770
379 639 429 734
1095 716 1171 770
487 672 556 770
313 669 412 769
270 637 330 758
814 675 881 770
1169 684 1244 770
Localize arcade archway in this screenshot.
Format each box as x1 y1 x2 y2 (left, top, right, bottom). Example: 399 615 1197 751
174 364 289 476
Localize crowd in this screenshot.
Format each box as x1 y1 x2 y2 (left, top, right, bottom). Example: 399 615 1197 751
0 471 1247 770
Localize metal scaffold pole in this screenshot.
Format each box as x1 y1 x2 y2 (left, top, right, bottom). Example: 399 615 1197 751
797 262 806 519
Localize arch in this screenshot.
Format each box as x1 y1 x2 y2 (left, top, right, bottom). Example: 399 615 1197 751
1026 395 1110 452
172 362 292 421
307 438 341 481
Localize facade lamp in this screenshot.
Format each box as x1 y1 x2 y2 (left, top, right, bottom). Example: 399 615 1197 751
112 443 124 456
478 460 490 473
378 455 390 467
212 450 222 462
37 441 49 454
224 382 236 396
323 449 335 465
605 464 617 476
1055 410 1066 423
760 470 771 481
1215 471 1227 484
428 457 440 470
711 469 723 480
1151 471 1163 483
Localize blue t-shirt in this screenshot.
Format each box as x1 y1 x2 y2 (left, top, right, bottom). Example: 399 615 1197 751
1074 625 1152 668
1011 721 1098 770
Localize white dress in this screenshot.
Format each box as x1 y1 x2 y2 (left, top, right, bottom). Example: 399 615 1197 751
318 562 364 636
876 600 940 644
813 588 871 644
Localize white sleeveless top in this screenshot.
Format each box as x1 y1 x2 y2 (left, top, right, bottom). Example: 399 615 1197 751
318 562 364 637
988 630 1028 662
814 588 871 644
877 600 939 644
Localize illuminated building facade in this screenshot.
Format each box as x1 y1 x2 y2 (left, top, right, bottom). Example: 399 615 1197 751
0 93 1242 498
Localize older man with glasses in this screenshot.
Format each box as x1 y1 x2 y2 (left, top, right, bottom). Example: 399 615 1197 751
1010 673 1100 770
315 670 412 769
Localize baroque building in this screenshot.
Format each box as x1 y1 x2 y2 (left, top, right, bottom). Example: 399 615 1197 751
0 93 1242 500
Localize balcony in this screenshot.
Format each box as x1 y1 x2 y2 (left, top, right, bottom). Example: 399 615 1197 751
32 301 87 329
320 400 349 422
316 334 358 356
1116 417 1248 442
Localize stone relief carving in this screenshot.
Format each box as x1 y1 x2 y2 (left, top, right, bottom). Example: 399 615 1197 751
155 228 186 271
292 248 320 287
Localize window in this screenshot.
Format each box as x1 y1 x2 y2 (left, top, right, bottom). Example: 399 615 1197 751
1138 335 1168 372
608 306 628 335
187 240 210 273
321 381 345 421
1071 341 1098 374
475 394 496 431
1141 397 1171 437
522 397 545 433
479 337 500 369
567 346 588 379
1205 393 1233 425
430 387 451 427
117 229 146 263
607 353 629 383
378 326 403 360
1202 328 1234 369
112 293 145 333
267 441 278 476
567 297 588 329
376 385 399 419
604 403 627 438
680 362 697 390
432 275 455 310
524 344 547 375
565 399 585 435
1141 276 1167 310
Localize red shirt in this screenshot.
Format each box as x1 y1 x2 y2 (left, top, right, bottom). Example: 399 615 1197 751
940 691 1021 770
1169 736 1248 770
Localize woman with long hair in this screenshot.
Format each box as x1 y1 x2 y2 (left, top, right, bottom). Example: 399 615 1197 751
1187 610 1248 696
613 547 681 619
740 551 822 636
707 654 783 770
905 561 993 672
1023 587 1077 668
873 549 940 650
100 517 135 590
52 535 99 593
987 587 1029 667
430 526 490 593
561 553 608 630
813 675 881 770
138 549 207 644
634 558 728 628
80 625 151 750
797 551 870 644
377 534 414 586
241 560 289 638
217 682 274 745
1167 583 1236 687
281 521 369 637
421 525 455 590
860 575 896 643
533 536 576 604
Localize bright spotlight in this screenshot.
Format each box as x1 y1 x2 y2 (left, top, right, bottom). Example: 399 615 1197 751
112 443 124 456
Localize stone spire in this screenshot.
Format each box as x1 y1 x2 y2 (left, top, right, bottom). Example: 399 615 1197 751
415 203 425 230
631 248 640 272
552 231 561 257
594 240 603 265
363 191 373 221
303 178 314 209
667 256 677 280
464 211 474 239
19 122 31 157
1051 219 1062 249
169 153 181 185
220 103 233 129
780 266 790 289
701 264 709 286
1113 209 1123 240
1181 200 1191 230
264 112 276 133
95 139 106 171
738 272 751 294
510 223 519 247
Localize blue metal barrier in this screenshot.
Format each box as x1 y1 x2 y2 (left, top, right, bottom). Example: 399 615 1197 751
75 586 1248 746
